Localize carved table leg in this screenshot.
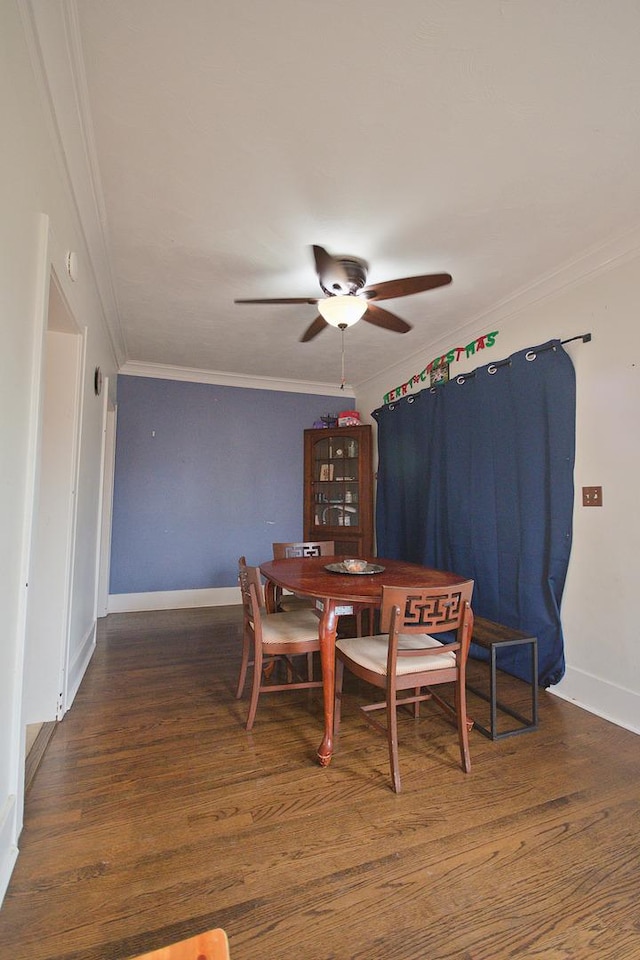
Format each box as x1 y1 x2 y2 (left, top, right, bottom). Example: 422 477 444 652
317 599 338 767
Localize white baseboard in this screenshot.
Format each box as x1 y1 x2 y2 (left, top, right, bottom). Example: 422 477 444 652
65 621 97 712
0 794 18 908
550 666 640 735
107 586 241 613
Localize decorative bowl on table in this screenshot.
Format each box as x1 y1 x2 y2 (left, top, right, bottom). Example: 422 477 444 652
342 558 368 573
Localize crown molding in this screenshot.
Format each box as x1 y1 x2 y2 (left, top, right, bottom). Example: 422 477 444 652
118 360 355 398
20 0 126 365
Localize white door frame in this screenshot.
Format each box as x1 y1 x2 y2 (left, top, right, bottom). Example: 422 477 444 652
12 214 51 844
96 385 117 619
23 267 85 724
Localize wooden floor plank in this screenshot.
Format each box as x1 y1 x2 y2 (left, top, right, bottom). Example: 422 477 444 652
0 605 638 960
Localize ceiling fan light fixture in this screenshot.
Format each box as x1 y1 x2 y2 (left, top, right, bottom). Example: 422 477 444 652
318 294 368 328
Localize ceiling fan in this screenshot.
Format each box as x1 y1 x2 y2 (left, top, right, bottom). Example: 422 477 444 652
235 245 452 342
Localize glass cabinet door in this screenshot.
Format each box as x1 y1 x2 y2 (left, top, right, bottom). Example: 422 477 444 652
303 423 373 556
311 433 360 531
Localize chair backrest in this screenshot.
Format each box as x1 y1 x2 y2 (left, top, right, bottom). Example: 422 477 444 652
381 581 475 663
238 556 264 618
272 540 335 559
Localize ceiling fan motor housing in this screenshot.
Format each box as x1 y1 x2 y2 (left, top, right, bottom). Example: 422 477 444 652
320 257 368 297
234 244 451 341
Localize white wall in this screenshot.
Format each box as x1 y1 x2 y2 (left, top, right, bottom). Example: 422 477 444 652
0 1 118 904
355 244 640 735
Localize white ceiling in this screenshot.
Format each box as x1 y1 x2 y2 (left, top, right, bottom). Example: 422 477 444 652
53 1 640 388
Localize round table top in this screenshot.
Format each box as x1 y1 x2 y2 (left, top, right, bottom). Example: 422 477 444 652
259 555 469 606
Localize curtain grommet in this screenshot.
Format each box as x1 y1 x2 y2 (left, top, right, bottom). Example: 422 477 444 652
488 364 497 375
526 351 537 361
456 375 466 385
407 396 415 403
389 404 395 410
430 387 437 394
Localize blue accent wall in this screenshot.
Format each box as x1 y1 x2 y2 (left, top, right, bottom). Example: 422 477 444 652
110 376 339 593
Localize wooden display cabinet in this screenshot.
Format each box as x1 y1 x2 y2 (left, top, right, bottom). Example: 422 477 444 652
303 424 374 557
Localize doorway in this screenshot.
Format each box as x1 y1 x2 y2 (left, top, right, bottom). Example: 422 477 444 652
23 270 84 738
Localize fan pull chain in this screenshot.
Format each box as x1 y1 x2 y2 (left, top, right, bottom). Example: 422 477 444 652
340 326 346 390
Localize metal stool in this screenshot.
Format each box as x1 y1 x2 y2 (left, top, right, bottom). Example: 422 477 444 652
467 617 538 740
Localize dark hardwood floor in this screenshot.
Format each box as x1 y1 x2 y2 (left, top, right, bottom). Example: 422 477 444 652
1 606 638 960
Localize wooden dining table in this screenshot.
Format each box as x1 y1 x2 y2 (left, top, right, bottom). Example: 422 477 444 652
259 555 470 767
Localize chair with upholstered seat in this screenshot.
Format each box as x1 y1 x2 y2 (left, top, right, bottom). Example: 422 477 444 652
271 541 335 612
334 580 474 792
236 556 323 730
270 541 368 635
132 927 230 959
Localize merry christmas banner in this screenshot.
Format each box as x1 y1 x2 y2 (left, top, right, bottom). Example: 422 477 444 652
383 330 499 404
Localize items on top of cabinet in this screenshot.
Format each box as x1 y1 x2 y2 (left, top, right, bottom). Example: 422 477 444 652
312 413 338 429
312 411 361 429
338 410 360 426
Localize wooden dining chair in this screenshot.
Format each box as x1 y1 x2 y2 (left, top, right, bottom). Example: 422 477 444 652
271 540 371 637
132 927 230 959
271 541 335 612
334 580 474 792
236 557 323 730
273 540 336 559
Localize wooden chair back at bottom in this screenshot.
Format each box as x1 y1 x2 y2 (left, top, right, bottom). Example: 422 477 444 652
132 927 230 959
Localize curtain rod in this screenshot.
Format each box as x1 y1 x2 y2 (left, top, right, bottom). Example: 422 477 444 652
457 334 592 381
525 332 592 358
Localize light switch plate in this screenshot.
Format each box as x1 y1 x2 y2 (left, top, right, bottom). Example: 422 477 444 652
582 486 602 507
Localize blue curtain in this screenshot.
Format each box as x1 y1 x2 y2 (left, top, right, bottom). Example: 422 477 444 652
373 340 575 687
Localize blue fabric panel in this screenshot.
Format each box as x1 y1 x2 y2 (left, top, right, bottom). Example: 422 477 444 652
373 341 575 687
110 377 339 592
